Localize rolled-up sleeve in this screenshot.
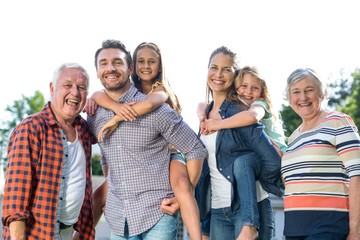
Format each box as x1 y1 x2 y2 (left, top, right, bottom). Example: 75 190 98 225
2 123 37 227
157 106 208 161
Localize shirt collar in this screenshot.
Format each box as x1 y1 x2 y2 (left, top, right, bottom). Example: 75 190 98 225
40 101 82 128
119 83 139 103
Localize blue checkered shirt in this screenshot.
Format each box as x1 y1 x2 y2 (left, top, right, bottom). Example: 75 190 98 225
87 84 207 236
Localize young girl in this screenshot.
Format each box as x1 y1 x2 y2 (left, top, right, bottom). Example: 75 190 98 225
198 65 286 239
89 42 202 240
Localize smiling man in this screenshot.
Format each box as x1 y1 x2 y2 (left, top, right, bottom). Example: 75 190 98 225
2 63 96 240
88 39 207 240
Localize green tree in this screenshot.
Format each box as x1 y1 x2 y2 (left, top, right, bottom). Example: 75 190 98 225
92 153 104 176
0 90 45 163
280 104 302 138
338 69 360 128
328 70 353 108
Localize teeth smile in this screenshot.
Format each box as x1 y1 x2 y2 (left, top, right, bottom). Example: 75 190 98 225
67 99 79 105
213 80 224 84
106 75 118 79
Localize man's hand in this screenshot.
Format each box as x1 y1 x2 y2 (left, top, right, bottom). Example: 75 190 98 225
72 231 80 240
160 197 180 215
9 220 26 240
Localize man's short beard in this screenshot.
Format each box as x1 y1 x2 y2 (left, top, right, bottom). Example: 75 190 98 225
103 80 128 91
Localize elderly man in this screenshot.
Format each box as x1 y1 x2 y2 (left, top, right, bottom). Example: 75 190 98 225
2 63 96 240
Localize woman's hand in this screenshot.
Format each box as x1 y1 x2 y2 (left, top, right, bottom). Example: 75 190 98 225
200 119 219 135
204 119 221 132
199 119 208 135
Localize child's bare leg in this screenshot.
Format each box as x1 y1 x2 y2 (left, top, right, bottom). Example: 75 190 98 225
202 235 209 240
92 178 108 226
237 226 258 240
170 160 202 240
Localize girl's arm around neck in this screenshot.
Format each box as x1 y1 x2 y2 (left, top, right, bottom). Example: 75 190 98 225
92 90 138 121
205 104 266 132
134 85 168 115
95 86 168 141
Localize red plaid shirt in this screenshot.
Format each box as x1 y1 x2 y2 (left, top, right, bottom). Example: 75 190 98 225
2 102 96 239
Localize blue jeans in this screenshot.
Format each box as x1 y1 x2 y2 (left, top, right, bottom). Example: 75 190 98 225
258 197 274 240
110 213 178 240
210 199 273 240
286 232 347 240
233 152 261 229
200 212 211 237
210 207 242 240
233 153 275 239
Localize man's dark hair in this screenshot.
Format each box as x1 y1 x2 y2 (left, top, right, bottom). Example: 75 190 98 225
94 39 132 70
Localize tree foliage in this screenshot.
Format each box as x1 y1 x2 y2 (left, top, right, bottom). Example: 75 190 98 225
0 91 45 163
92 153 104 176
279 104 302 138
338 69 360 128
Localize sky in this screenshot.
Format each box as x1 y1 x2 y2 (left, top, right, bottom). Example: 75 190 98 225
0 0 359 131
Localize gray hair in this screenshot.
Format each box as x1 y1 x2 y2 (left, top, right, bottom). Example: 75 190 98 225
285 68 327 101
52 63 90 90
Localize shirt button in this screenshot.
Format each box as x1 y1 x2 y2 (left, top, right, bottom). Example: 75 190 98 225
219 168 222 171
60 197 63 200
227 176 230 179
62 176 65 179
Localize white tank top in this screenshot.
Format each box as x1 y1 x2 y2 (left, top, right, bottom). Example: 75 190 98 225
201 132 232 208
60 132 86 224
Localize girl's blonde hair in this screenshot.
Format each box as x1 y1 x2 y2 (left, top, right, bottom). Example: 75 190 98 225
132 42 182 114
234 66 282 125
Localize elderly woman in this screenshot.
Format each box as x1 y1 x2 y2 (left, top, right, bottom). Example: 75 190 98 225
281 68 360 240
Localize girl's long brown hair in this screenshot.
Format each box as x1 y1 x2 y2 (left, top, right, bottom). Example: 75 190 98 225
131 42 182 114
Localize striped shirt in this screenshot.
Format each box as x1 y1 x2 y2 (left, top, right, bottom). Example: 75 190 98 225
1 102 96 240
281 111 360 236
87 84 207 236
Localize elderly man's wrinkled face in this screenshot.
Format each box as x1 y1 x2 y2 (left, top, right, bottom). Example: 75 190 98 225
50 68 89 122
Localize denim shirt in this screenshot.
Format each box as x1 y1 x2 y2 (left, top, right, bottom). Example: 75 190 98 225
195 99 283 221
